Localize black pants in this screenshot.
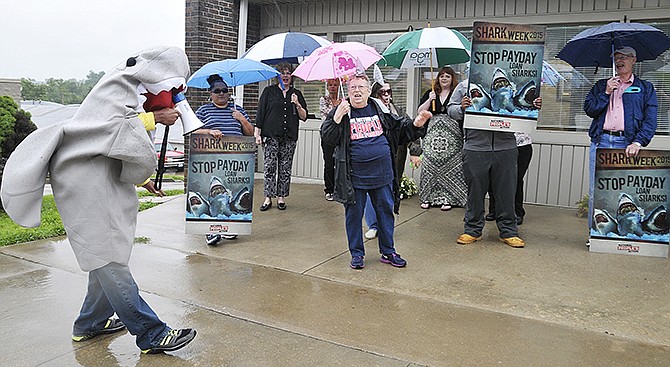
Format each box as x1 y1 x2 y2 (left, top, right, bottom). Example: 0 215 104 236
488 144 533 218
322 142 335 194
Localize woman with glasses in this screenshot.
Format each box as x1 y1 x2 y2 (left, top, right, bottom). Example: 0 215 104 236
416 66 467 212
194 74 254 246
195 75 254 138
255 62 308 211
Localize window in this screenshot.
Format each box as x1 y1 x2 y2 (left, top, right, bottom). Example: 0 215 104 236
329 22 669 135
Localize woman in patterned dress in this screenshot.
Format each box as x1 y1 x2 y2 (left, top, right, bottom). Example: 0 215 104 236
416 66 467 211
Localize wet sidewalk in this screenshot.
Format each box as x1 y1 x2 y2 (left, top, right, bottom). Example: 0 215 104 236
1 180 668 366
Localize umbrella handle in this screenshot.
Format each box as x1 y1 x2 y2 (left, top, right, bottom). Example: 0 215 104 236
428 22 435 111
611 35 616 78
155 125 169 191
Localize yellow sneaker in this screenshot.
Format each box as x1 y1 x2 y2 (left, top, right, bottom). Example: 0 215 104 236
500 236 525 248
456 233 481 245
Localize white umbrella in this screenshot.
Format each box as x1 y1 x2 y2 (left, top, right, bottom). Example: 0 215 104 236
242 32 332 65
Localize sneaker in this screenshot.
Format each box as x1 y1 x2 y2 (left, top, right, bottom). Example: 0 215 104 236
500 236 525 248
325 193 334 201
380 253 407 267
72 318 126 342
206 233 221 246
142 328 197 354
456 233 481 245
350 256 364 269
364 228 378 239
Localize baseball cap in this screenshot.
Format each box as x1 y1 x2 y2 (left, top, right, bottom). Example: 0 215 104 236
613 46 636 57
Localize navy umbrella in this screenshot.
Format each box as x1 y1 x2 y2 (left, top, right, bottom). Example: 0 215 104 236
557 22 670 69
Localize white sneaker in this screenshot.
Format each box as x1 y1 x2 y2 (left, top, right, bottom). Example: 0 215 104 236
364 229 378 239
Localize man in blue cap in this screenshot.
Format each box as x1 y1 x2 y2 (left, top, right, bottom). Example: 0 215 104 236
584 45 659 237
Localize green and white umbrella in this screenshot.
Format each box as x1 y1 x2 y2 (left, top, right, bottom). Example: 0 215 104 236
379 27 471 69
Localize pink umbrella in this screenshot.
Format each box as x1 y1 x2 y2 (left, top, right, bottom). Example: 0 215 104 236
292 42 382 82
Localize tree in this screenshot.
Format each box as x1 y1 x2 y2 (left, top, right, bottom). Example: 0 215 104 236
20 70 105 104
1 109 37 158
0 96 37 212
21 78 47 101
0 96 18 154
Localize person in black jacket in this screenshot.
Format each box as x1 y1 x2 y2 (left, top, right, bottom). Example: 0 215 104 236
254 62 308 211
321 74 431 270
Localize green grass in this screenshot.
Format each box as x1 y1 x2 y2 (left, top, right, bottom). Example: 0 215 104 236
137 189 184 197
1 190 183 247
134 236 151 244
0 195 66 246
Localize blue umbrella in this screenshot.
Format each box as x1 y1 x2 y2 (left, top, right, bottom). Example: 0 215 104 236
557 22 670 69
187 58 280 89
241 32 332 65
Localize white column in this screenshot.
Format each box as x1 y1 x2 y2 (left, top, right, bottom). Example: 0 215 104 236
235 0 249 106
405 68 421 116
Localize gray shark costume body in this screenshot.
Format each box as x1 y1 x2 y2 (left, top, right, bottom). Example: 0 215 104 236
1 46 196 352
2 46 188 271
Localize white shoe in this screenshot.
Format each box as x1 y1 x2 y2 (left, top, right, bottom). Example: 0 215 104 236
364 229 378 239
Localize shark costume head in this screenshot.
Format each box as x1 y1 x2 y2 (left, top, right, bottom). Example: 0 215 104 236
1 46 190 272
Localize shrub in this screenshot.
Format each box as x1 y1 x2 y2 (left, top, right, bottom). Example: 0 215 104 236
576 195 589 218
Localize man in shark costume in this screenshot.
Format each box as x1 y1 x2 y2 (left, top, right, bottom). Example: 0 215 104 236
0 46 196 354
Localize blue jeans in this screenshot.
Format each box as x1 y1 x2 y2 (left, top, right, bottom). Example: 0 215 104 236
344 183 396 257
588 134 629 229
364 194 377 230
73 262 169 350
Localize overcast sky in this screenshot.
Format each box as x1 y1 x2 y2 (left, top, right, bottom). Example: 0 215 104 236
1 0 185 81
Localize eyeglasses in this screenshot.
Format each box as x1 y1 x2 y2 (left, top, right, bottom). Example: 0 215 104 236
348 84 368 91
211 89 230 94
380 89 392 95
614 54 633 61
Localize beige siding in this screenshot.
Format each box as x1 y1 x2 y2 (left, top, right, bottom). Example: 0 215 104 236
259 0 670 34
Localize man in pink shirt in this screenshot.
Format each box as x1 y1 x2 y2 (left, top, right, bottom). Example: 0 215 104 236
583 45 659 237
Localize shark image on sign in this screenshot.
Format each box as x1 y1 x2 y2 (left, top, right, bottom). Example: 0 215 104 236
592 193 669 238
208 176 252 217
468 68 539 113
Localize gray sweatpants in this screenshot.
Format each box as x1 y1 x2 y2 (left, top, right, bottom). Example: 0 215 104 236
462 148 518 238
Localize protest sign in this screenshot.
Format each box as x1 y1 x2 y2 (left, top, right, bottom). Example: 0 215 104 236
589 148 670 258
464 21 545 133
185 134 255 236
